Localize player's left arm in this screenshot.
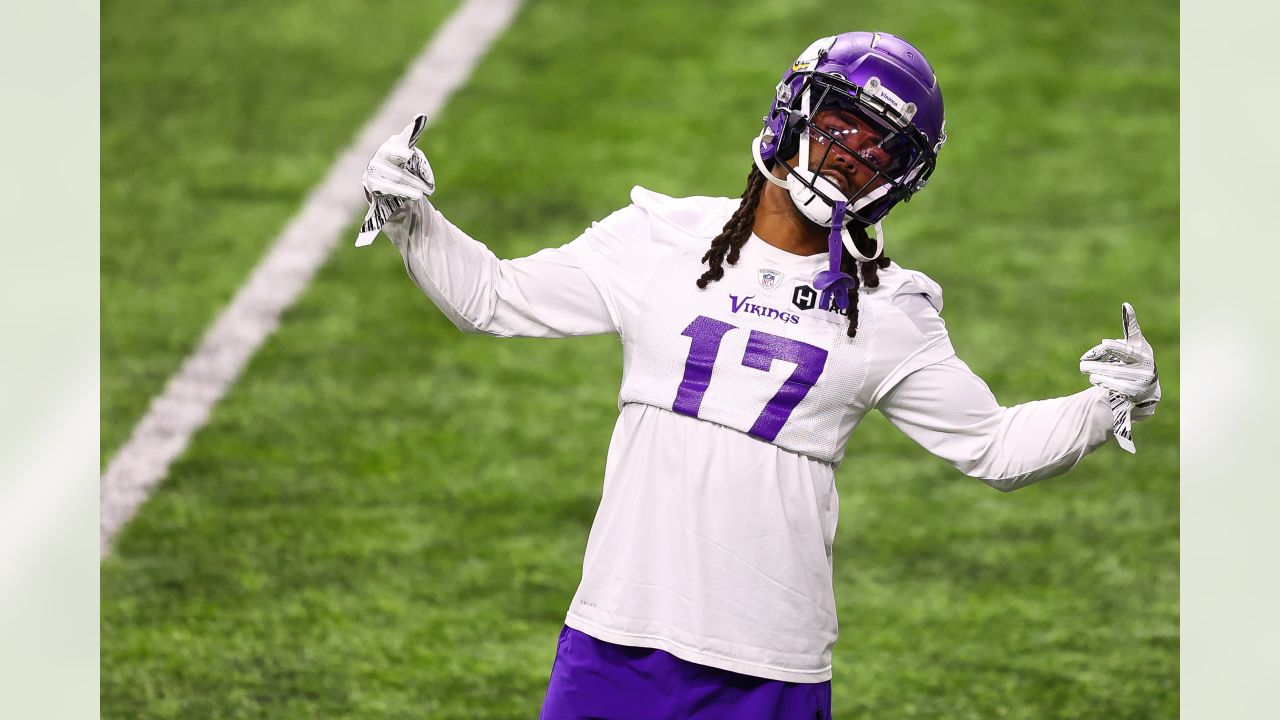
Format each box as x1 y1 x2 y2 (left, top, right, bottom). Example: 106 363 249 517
355 115 627 338
874 300 1160 492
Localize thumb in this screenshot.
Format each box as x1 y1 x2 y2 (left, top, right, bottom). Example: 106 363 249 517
395 113 429 148
1120 302 1148 348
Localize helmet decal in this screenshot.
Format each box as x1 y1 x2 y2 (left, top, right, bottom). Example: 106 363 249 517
790 36 836 73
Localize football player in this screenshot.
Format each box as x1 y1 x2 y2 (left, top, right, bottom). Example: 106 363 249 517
359 31 1159 720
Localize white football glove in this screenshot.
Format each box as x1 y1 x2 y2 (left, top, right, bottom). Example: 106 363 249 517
355 114 435 247
1079 302 1161 453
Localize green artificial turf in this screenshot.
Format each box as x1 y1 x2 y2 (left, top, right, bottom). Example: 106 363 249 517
101 0 461 461
102 0 1178 717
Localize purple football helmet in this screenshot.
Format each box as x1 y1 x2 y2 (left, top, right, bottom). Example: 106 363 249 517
752 32 946 263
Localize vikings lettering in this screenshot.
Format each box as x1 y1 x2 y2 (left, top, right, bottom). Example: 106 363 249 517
729 294 800 324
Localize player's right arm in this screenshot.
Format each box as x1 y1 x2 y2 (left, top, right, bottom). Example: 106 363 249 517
381 199 629 338
360 117 634 338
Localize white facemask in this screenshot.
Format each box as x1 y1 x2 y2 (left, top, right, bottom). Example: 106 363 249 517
751 88 886 261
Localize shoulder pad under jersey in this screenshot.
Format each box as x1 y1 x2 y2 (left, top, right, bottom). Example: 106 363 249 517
629 186 738 245
863 261 944 313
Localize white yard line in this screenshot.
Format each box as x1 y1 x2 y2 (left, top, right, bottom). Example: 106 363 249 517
100 0 523 557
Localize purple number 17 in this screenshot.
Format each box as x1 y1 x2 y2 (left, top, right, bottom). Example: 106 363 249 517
672 315 828 442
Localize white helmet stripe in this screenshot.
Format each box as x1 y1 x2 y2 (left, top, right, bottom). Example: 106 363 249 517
798 87 812 185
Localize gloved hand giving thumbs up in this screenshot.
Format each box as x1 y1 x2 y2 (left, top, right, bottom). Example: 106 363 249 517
355 114 435 247
1079 302 1161 453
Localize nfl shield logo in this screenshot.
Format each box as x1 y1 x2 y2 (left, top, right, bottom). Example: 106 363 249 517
758 269 783 290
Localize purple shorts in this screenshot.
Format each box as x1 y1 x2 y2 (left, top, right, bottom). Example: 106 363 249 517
539 626 831 719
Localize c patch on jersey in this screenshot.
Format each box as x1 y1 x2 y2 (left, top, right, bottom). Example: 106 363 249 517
757 269 784 290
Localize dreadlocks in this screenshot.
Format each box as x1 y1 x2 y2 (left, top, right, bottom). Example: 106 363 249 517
696 165 891 338
695 166 767 290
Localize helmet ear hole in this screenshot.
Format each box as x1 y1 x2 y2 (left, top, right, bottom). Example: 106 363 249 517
776 133 800 162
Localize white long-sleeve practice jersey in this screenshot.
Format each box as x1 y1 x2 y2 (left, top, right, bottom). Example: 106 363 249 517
382 186 1114 683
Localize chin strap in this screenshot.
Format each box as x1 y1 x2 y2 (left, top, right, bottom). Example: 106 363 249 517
812 200 859 311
